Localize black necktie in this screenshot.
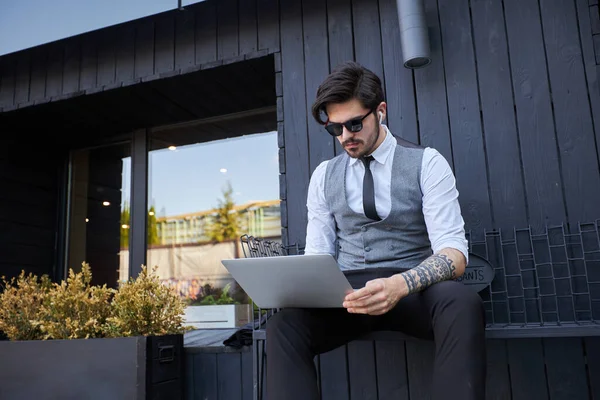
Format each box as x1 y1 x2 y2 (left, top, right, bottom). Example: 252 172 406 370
361 156 381 221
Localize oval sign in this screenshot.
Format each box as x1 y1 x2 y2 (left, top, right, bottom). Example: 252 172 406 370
454 253 495 292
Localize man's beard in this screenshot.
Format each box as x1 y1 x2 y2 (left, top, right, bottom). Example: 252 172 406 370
342 124 380 158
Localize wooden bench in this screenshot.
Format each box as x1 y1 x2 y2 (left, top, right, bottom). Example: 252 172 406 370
239 224 600 400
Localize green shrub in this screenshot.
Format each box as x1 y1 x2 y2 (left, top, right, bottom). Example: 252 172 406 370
0 263 190 341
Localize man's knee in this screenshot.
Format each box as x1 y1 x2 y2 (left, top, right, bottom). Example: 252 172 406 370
266 309 312 344
427 281 485 325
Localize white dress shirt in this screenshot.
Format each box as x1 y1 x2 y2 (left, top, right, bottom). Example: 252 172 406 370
304 125 469 263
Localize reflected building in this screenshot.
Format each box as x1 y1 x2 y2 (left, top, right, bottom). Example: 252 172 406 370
153 199 281 246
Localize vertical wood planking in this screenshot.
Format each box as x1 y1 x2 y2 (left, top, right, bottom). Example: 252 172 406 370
280 0 310 247
327 0 354 69
378 0 418 143
217 353 242 400
29 47 47 103
585 337 600 398
62 38 80 94
14 52 31 105
193 353 218 399
326 0 354 156
470 0 528 232
485 340 511 400
503 0 566 231
184 352 194 399
1 1 280 108
96 29 116 88
155 13 175 75
507 339 549 399
374 340 409 399
257 0 280 52
303 0 336 172
135 19 155 80
195 1 218 65
217 0 240 60
351 0 385 82
45 43 63 98
413 0 453 166
241 350 252 400
239 0 258 54
0 56 16 109
438 0 493 235
540 0 600 226
175 10 196 71
405 340 434 399
115 24 136 85
79 33 97 91
543 338 589 399
318 346 350 400
591 5 600 34
347 341 378 399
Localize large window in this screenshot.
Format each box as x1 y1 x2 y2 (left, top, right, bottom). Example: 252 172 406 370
66 143 131 288
142 125 280 328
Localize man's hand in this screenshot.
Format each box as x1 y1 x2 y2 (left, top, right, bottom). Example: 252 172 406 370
342 275 408 315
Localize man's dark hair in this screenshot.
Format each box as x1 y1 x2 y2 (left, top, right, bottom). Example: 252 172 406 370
311 61 385 125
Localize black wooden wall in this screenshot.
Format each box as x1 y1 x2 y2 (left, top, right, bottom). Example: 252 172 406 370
0 0 280 113
1 0 599 247
0 137 64 281
185 337 600 400
278 0 600 249
2 0 598 242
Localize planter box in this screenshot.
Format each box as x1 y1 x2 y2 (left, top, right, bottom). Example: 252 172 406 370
184 304 251 329
0 334 183 400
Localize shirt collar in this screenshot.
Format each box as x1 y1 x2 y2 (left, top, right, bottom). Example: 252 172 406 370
348 124 395 166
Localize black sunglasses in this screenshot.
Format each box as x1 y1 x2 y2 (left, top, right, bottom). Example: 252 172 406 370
324 109 374 137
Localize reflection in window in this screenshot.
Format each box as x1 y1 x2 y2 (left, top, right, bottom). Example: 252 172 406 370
144 129 280 329
66 143 131 289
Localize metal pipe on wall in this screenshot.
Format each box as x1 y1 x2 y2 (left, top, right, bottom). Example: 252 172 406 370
396 0 431 69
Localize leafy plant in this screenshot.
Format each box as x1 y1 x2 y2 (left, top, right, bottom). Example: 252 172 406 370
197 283 239 305
39 263 114 340
0 263 190 341
0 271 52 341
103 265 188 337
185 281 250 306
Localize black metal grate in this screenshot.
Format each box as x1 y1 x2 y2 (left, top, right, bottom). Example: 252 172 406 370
239 234 302 332
240 221 600 334
240 234 296 258
469 220 600 329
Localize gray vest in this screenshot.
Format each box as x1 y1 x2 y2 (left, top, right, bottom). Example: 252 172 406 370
324 137 432 271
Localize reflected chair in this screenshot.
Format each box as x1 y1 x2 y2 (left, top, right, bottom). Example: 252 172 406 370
239 234 301 400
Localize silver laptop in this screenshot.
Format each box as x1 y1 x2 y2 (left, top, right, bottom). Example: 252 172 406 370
220 254 353 309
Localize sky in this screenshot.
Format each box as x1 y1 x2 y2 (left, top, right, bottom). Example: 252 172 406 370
0 0 205 56
122 131 281 217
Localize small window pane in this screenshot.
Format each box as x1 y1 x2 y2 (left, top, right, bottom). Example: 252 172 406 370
66 143 131 288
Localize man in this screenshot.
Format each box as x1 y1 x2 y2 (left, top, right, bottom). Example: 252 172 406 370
266 61 486 399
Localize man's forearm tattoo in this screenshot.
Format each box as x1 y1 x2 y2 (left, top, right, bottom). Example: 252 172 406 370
401 253 457 294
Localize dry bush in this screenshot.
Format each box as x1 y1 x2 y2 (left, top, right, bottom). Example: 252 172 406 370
0 271 52 341
0 263 189 341
103 265 189 338
39 263 114 340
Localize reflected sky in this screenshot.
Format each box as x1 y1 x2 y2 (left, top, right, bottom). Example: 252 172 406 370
123 131 281 217
0 0 205 56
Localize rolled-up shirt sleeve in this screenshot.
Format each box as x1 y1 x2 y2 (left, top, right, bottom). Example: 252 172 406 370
421 148 469 263
303 161 337 256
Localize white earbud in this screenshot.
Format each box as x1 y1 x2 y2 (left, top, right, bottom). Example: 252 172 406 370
379 111 383 124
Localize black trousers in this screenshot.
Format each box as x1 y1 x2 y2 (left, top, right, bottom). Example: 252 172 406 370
265 268 487 400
